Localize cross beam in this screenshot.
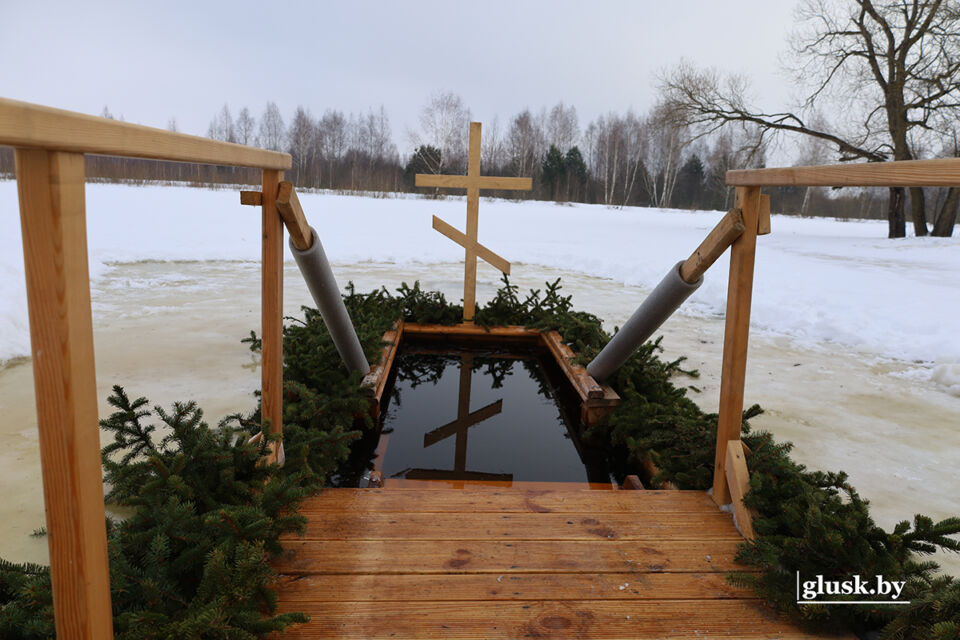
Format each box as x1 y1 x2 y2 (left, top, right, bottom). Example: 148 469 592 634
415 122 532 321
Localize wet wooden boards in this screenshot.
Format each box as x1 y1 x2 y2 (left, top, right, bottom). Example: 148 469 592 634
272 486 849 639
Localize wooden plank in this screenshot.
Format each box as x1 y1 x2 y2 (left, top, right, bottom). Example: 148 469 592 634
298 488 716 512
261 169 284 457
0 97 290 169
432 215 511 274
274 539 746 574
284 511 741 541
382 478 617 490
415 173 472 189
727 157 960 187
541 331 603 400
274 600 834 639
463 123 482 321
725 440 756 539
240 190 262 206
360 319 403 400
374 320 403 403
16 149 114 640
275 181 313 251
276 572 753 602
679 208 746 283
622 475 644 490
415 174 533 191
712 186 761 505
757 194 771 235
472 175 534 191
403 323 541 340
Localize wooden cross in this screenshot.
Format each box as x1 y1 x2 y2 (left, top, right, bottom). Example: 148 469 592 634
406 354 513 483
415 122 532 322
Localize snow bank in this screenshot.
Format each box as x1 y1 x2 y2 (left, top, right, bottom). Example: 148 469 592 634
2 181 959 393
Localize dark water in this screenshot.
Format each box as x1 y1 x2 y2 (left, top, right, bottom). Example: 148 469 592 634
368 343 617 484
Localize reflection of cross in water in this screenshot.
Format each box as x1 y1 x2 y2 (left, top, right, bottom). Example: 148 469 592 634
405 354 513 483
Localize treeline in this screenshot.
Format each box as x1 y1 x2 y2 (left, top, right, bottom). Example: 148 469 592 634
0 98 906 221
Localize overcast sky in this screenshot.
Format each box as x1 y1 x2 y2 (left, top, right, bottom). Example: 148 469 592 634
2 0 800 155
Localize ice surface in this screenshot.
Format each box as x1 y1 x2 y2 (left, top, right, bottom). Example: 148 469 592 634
2 181 959 395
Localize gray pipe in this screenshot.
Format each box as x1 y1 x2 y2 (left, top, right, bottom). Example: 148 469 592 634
289 227 370 375
586 261 703 382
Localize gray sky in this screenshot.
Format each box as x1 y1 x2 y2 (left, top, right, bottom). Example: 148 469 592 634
1 0 799 154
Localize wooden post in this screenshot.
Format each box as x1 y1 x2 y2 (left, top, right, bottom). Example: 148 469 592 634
261 170 284 457
16 149 114 640
712 186 761 505
724 440 756 539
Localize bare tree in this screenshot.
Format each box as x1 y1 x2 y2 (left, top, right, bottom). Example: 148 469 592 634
207 104 236 143
506 109 545 182
544 102 580 151
317 109 348 188
661 0 960 238
409 91 471 174
585 114 623 206
257 102 285 152
288 107 315 186
235 107 256 146
483 115 507 172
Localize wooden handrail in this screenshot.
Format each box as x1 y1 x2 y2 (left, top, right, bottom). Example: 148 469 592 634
275 182 314 250
0 97 291 170
727 157 960 187
679 208 746 283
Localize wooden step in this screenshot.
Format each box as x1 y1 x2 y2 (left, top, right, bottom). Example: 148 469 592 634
273 487 850 639
275 572 753 602
285 511 741 541
275 539 744 574
298 487 715 513
275 600 847 639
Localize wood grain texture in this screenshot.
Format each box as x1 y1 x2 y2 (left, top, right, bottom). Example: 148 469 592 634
725 440 756 539
274 600 840 639
275 181 313 250
679 208 745 283
276 571 753 602
727 157 960 187
0 97 290 169
712 186 761 505
414 174 533 190
275 539 745 574
239 190 262 206
261 169 284 451
272 486 843 638
285 511 740 541
758 194 772 235
540 331 606 401
16 149 114 640
361 320 404 411
296 488 715 512
432 215 511 274
403 323 541 339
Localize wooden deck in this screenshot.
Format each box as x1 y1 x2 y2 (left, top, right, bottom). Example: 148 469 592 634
274 484 845 639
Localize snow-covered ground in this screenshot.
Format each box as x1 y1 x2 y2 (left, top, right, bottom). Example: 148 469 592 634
2 181 959 395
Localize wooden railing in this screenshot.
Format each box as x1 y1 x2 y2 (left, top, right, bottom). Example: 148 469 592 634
714 156 960 539
2 98 291 640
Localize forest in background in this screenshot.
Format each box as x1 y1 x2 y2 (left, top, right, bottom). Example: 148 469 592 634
0 95 946 224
